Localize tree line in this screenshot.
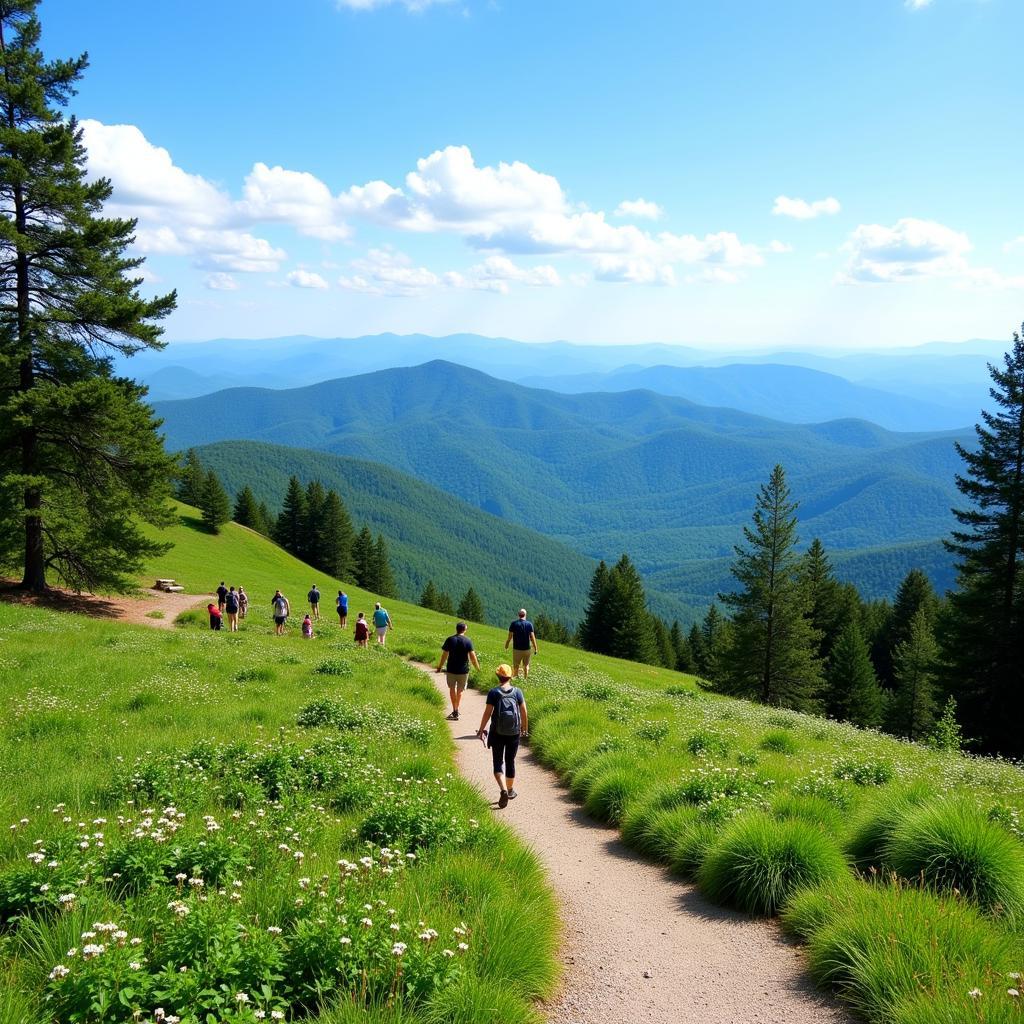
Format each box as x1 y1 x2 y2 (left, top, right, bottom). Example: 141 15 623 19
177 452 397 597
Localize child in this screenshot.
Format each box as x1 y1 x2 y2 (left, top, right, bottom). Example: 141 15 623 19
207 602 222 631
238 586 249 620
302 613 314 639
354 612 369 648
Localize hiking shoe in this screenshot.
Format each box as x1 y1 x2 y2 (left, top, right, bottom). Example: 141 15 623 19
446 711 459 721
498 790 509 809
507 789 518 800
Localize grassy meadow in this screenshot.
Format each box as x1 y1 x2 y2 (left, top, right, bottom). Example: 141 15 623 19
3 506 1023 1023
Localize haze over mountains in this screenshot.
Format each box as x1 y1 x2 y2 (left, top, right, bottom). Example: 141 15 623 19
154 360 973 616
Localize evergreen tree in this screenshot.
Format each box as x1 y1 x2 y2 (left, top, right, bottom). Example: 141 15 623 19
177 449 206 508
274 476 307 558
303 480 327 569
941 328 1024 756
256 502 273 537
579 560 611 653
802 538 858 665
670 620 695 673
200 470 231 534
457 586 485 623
319 490 355 579
652 616 676 669
698 603 729 684
372 534 397 598
535 612 573 645
232 485 261 530
719 465 824 711
889 608 938 741
928 696 963 753
604 554 659 664
826 620 884 728
688 622 706 676
0 2 177 592
436 589 455 616
353 526 375 589
420 579 441 611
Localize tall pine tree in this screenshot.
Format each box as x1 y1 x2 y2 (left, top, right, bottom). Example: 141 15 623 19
941 327 1024 756
457 586 485 623
826 620 884 728
177 449 206 508
274 476 307 558
719 465 823 711
670 620 695 673
0 2 177 591
353 526 375 589
200 470 231 534
232 485 261 530
579 560 611 653
319 490 355 579
303 480 327 569
372 534 397 598
420 579 442 611
889 608 938 741
604 554 659 664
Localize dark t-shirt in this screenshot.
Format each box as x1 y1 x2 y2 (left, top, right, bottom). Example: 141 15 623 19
441 634 474 674
308 588 320 604
508 619 535 650
225 592 239 613
217 585 228 601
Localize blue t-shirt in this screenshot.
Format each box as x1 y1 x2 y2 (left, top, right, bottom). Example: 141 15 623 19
373 608 390 628
508 619 535 650
337 593 348 611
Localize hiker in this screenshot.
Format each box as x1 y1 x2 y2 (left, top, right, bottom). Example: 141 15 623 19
308 584 320 621
271 589 290 636
224 586 240 632
302 614 314 639
476 663 528 808
216 581 228 613
336 589 348 628
354 612 370 647
238 586 249 620
504 608 539 680
207 602 222 631
372 602 393 646
437 621 481 721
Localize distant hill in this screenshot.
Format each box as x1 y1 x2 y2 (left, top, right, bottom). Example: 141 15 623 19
194 440 628 628
519 363 969 432
155 362 970 608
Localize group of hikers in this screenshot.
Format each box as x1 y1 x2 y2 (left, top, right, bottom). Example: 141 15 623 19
205 579 535 809
206 582 395 645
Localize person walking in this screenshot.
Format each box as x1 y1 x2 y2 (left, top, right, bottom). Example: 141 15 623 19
216 581 228 613
353 612 370 648
302 613 314 639
271 589 290 636
224 586 240 632
504 608 539 680
308 584 321 621
372 602 393 646
238 586 249 620
336 590 348 628
207 602 222 631
476 664 528 808
436 621 481 721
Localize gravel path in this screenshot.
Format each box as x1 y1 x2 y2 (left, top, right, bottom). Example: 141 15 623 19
413 662 850 1024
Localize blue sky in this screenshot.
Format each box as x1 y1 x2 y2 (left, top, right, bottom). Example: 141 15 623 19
43 0 1024 347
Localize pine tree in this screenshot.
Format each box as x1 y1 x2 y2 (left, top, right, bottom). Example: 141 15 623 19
579 560 611 653
670 620 695 673
802 538 858 665
652 616 675 669
373 534 397 598
303 480 327 569
436 589 455 616
0 2 177 592
420 579 441 611
353 526 375 588
177 449 206 508
698 603 728 684
274 476 307 558
256 502 273 537
200 470 231 534
826 620 884 728
720 465 824 711
319 490 355 579
941 328 1024 756
457 586 485 623
928 696 963 753
535 612 573 645
688 622 705 676
604 554 659 664
888 608 938 741
232 486 261 530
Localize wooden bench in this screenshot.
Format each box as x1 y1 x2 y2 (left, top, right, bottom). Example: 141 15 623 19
153 579 185 593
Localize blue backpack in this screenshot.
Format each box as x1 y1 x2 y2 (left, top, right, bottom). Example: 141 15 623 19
493 686 521 736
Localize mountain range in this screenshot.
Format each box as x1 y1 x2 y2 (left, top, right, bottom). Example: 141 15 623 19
154 361 970 614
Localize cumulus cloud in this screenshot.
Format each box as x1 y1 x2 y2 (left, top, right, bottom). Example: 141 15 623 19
838 218 971 283
772 195 841 220
205 272 239 291
614 198 663 220
445 255 561 293
240 163 352 241
286 269 329 289
338 249 440 297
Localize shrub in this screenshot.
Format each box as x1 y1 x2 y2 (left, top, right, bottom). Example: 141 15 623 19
622 803 702 861
697 813 848 915
667 818 724 880
234 665 275 683
584 767 650 825
884 797 1024 919
634 719 670 744
315 658 352 677
736 750 760 766
834 758 895 787
760 730 799 755
771 793 844 834
845 782 935 868
779 876 858 941
567 750 640 800
687 729 731 757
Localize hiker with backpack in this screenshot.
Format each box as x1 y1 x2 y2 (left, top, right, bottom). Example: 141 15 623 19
475 663 528 808
224 586 240 632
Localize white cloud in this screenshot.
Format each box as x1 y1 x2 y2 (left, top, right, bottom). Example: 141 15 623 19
240 163 352 241
1004 236 1024 252
768 240 794 254
592 257 676 286
772 195 841 220
336 0 454 10
338 249 440 297
839 217 971 283
286 269 329 290
444 255 561 293
906 0 933 9
614 198 663 221
188 229 287 273
205 272 239 291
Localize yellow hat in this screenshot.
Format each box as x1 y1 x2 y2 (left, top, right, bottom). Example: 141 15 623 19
495 663 513 680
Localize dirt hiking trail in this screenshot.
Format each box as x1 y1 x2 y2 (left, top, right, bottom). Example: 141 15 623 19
412 661 849 1024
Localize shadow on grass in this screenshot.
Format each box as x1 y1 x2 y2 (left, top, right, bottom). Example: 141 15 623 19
0 579 124 619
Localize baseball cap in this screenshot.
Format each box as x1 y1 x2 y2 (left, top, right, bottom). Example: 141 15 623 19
495 663 513 680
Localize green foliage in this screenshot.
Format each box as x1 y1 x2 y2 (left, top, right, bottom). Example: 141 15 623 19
200 468 231 533
697 813 848 915
888 607 938 740
579 554 660 664
232 484 264 533
928 696 963 752
884 798 1024 918
760 730 799 755
177 448 206 508
456 586 484 623
844 782 935 868
274 476 308 557
827 620 884 728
